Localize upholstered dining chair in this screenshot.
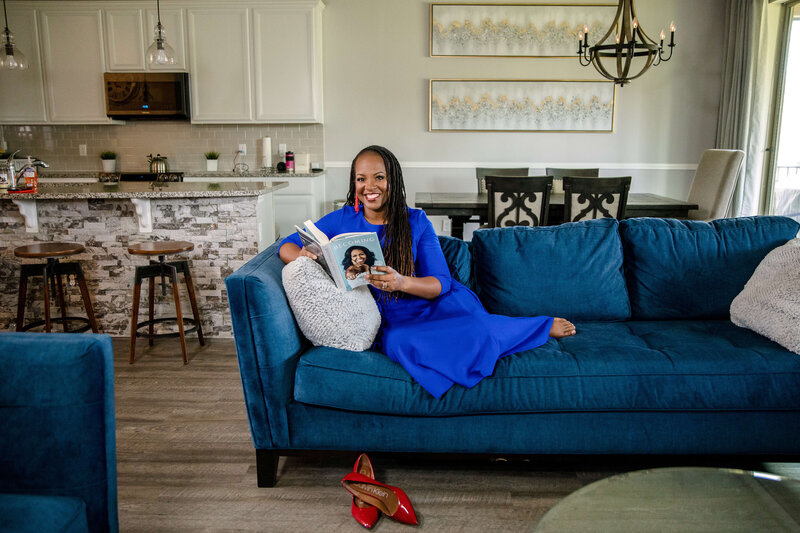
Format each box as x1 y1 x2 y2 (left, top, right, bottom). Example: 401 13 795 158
687 149 745 221
485 175 553 228
476 167 529 194
562 176 631 222
545 167 599 194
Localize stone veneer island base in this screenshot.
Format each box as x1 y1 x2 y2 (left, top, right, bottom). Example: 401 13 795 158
0 181 287 337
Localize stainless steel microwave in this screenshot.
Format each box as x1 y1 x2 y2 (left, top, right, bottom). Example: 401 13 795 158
104 72 190 119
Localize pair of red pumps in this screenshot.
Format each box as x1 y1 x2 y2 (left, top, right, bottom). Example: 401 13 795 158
341 453 418 528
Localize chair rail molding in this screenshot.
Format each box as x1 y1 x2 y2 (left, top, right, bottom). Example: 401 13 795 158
325 161 698 170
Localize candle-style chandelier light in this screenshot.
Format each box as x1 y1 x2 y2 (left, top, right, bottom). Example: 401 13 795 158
578 0 675 86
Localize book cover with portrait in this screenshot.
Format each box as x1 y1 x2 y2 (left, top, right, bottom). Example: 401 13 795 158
295 220 386 291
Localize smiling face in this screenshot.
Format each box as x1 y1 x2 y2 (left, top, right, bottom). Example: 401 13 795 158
354 151 389 221
350 248 366 266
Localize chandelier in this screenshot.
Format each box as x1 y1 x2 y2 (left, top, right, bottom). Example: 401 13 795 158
578 0 675 86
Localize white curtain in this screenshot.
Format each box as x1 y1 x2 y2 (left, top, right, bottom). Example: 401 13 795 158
716 0 774 217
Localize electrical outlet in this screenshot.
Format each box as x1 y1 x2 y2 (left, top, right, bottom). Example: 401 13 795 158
79 144 87 156
238 143 247 155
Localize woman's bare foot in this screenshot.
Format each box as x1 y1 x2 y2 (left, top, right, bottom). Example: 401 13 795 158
550 318 577 338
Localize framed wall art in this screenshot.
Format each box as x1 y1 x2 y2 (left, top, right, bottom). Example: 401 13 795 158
429 79 616 132
431 3 617 57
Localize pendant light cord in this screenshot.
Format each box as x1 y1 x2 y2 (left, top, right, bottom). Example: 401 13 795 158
2 0 10 37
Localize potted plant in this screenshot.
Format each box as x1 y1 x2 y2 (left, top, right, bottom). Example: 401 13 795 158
100 151 117 172
205 151 220 171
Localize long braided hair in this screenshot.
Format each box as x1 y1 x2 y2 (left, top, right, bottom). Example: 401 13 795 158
345 146 415 287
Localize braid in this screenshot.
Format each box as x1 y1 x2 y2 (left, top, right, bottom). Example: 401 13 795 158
347 146 415 297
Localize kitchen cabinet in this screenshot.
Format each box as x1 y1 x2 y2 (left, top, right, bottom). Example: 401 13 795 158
0 8 48 124
253 4 323 123
184 173 325 239
188 0 324 124
187 7 252 123
39 9 114 123
105 7 187 72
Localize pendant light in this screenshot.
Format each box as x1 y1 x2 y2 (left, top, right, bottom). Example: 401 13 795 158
1 0 29 70
578 0 675 86
146 0 176 67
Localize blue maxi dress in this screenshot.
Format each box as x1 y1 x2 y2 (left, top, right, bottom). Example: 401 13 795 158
281 206 554 398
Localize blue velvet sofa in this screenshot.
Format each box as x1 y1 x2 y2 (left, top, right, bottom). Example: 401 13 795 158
0 333 118 532
226 216 800 487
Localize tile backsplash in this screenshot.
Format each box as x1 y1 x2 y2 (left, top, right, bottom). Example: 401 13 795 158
0 122 324 172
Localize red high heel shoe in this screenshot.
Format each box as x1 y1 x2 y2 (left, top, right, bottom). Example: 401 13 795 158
341 471 418 525
351 454 379 528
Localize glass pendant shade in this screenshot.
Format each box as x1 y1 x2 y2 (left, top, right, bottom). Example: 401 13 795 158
1 0 29 71
146 23 176 66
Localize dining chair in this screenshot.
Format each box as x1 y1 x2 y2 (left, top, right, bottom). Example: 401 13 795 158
476 167 529 194
485 175 553 228
545 167 599 193
686 149 745 220
562 176 631 222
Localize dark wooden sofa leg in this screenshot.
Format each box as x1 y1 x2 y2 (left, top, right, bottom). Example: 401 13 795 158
256 449 279 487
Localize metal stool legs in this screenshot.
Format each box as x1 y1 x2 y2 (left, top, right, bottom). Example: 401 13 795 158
129 256 204 364
16 259 99 333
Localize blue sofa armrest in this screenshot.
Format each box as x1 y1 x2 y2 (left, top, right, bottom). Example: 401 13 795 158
0 332 118 533
225 241 305 449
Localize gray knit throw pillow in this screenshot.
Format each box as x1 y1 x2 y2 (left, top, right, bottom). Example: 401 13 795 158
281 257 380 351
731 238 800 354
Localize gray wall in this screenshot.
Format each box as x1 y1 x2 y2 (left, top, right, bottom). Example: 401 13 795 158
321 0 726 232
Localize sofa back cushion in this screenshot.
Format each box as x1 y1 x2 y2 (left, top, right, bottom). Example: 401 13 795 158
620 216 800 319
471 218 631 321
437 235 474 291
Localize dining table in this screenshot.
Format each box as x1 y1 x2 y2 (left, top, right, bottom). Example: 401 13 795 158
415 192 699 239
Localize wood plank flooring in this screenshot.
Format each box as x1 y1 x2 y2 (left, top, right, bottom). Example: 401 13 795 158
113 338 798 532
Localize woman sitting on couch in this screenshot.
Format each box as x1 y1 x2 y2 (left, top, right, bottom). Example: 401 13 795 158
278 145 576 398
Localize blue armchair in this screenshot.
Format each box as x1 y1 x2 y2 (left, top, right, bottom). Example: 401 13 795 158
0 333 118 533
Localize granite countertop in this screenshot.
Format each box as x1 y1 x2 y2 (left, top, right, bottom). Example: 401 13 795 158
0 181 289 199
38 169 325 179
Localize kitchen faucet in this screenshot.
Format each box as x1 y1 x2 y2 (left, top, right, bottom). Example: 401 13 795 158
8 149 49 189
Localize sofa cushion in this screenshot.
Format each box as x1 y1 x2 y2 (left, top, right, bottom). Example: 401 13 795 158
293 320 800 416
0 493 88 533
620 216 800 320
471 218 630 321
437 235 473 291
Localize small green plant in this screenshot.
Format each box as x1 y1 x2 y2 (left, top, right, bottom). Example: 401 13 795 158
204 151 221 160
100 150 117 160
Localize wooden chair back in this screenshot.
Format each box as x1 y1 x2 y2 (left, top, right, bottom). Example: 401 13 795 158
486 175 553 228
562 176 632 222
476 167 529 194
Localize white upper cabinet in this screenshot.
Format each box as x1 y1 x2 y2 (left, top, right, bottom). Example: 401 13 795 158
39 9 113 123
105 7 186 71
188 7 253 123
104 8 146 70
0 8 47 124
253 3 323 123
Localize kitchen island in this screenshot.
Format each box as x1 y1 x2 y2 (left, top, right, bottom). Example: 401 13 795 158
0 181 287 337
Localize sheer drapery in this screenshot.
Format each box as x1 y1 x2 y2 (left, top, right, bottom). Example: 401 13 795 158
716 0 775 217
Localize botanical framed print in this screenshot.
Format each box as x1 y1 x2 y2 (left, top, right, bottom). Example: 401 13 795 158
429 79 616 132
431 3 617 57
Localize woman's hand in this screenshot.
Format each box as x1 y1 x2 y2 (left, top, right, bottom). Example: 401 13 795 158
366 266 405 293
298 247 317 261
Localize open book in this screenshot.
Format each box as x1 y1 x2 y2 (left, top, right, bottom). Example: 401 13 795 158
295 220 386 291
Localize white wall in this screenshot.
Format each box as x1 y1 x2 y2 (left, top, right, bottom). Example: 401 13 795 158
321 0 726 232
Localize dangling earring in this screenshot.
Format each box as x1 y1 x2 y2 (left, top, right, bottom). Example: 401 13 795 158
354 193 360 213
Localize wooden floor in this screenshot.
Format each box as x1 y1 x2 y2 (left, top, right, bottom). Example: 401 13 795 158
113 337 800 532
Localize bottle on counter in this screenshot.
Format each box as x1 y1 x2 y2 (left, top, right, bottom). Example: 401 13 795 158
0 160 9 190
21 156 38 192
285 151 295 174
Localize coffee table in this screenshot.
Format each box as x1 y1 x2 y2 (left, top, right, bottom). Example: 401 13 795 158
534 467 800 532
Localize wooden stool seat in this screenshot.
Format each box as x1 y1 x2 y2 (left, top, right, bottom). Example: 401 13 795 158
129 240 203 364
128 241 194 256
15 242 98 334
15 242 86 258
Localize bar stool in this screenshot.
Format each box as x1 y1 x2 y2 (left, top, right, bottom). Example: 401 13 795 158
14 242 99 333
128 240 204 364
